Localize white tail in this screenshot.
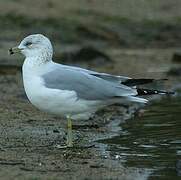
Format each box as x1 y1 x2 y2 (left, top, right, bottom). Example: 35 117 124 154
126 96 148 103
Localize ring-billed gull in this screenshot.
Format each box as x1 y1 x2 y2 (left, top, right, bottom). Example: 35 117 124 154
9 34 173 147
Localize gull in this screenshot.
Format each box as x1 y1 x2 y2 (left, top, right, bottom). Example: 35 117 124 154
9 34 173 147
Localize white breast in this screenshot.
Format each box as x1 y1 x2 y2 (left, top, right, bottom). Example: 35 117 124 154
22 59 101 118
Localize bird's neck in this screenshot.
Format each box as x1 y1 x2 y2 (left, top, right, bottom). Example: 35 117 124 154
23 48 53 67
25 53 52 66
23 56 52 75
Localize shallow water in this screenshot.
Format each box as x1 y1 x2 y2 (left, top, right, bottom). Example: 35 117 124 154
101 94 181 179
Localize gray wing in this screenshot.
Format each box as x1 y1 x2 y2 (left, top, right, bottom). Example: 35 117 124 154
42 66 137 101
60 64 156 87
60 64 130 84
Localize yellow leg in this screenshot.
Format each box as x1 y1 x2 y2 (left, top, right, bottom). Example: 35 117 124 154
66 116 73 147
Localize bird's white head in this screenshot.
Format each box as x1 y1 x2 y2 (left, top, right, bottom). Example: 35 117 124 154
9 34 53 62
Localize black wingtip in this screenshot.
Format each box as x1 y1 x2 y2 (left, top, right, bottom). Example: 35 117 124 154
137 88 175 96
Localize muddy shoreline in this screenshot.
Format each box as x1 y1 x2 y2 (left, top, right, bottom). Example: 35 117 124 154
0 0 181 179
0 47 179 179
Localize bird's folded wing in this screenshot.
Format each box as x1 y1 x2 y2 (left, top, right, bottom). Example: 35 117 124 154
60 64 162 87
42 66 137 101
60 64 131 84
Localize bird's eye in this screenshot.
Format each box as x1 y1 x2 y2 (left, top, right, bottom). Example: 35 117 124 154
25 42 32 46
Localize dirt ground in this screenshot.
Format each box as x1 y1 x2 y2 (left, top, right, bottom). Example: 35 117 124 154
0 0 181 180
